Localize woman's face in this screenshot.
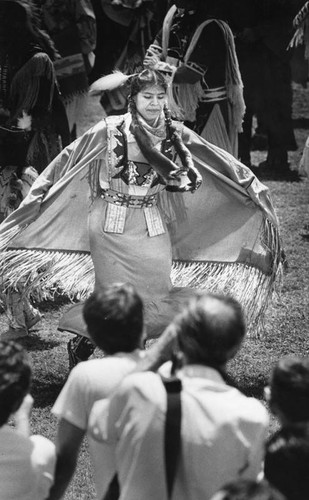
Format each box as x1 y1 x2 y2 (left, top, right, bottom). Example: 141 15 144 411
134 85 167 125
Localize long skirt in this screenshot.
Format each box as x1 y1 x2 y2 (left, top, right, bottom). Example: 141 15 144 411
59 197 196 338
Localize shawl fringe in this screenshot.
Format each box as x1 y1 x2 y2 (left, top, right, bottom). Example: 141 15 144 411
0 216 282 337
171 81 205 122
0 248 94 302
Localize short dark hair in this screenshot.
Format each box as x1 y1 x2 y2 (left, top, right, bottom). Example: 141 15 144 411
0 340 32 427
265 427 309 500
269 356 309 423
214 479 286 500
83 283 144 354
176 293 246 366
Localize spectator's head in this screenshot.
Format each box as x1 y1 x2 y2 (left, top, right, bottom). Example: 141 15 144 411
266 356 309 426
83 283 144 355
210 479 286 500
264 427 309 500
0 340 32 427
175 293 246 368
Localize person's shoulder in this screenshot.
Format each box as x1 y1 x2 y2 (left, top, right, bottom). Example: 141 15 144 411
69 354 144 383
105 113 128 130
118 370 163 393
71 355 131 374
231 388 269 424
76 118 108 148
27 51 54 69
0 424 33 450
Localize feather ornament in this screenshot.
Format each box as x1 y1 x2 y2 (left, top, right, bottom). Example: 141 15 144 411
89 71 135 95
17 111 32 131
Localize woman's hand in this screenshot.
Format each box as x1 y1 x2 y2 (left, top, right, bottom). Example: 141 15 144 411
166 165 202 193
186 164 202 192
143 46 161 69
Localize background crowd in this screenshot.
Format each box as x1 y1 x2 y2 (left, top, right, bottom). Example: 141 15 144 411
0 0 309 499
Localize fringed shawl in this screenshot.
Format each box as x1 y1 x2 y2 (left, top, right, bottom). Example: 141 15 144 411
0 115 282 334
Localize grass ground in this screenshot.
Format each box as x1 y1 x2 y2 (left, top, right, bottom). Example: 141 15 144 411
1 85 309 499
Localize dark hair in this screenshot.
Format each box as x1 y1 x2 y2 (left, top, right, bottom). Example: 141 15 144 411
0 340 32 426
265 427 309 500
269 356 309 423
215 479 286 500
83 283 144 354
176 293 246 366
129 69 168 98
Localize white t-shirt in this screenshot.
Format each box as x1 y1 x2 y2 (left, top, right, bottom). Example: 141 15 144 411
89 365 269 500
0 427 55 500
52 350 144 499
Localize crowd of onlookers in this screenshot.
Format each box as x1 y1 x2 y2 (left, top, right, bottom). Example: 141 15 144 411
1 284 309 500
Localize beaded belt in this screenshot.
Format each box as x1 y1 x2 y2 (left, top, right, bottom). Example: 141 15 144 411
200 86 227 103
100 188 157 209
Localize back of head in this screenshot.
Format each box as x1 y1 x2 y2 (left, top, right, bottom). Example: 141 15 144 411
269 355 309 423
83 283 144 354
265 427 309 500
176 293 246 367
211 479 286 500
0 340 31 427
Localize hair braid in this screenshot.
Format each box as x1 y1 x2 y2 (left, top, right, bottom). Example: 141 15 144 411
163 104 195 173
128 95 181 182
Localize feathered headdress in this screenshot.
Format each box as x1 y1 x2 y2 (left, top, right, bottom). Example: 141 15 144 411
89 71 136 95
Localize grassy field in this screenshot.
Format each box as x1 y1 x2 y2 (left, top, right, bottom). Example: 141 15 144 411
2 85 309 499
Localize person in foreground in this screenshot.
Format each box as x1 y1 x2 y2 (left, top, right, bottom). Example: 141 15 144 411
264 427 309 500
0 68 281 343
263 355 309 500
0 340 55 500
89 293 269 500
265 355 309 430
48 283 152 500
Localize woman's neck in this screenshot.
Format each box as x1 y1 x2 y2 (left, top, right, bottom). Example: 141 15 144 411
138 113 161 128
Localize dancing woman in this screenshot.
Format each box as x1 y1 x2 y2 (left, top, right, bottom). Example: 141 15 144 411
0 69 281 344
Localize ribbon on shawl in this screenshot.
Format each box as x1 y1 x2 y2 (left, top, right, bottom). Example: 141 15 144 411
0 117 282 336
